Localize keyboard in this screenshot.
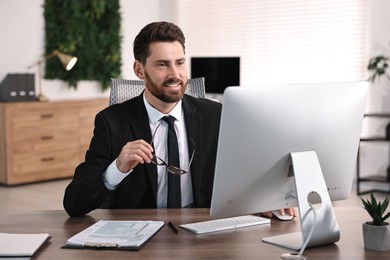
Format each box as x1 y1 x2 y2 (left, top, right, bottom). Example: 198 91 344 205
179 215 270 234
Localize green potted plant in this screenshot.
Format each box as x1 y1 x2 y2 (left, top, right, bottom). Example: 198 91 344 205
368 55 390 82
368 41 390 83
361 193 390 250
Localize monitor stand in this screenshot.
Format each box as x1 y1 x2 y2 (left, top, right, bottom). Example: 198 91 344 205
262 150 340 250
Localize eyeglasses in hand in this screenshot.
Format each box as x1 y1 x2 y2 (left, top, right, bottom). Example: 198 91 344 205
150 124 195 175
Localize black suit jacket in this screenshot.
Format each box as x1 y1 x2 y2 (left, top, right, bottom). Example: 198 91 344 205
63 94 222 217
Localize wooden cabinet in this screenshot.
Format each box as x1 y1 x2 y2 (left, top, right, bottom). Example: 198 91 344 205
0 99 108 185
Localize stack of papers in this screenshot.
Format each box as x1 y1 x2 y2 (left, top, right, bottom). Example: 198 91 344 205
64 220 164 251
0 232 51 257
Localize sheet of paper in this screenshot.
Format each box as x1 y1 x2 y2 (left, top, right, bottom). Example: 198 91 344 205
0 232 50 257
66 220 164 248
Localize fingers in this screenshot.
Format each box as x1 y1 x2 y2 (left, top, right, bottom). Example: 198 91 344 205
116 140 154 173
279 208 296 217
261 211 273 218
261 208 296 219
286 208 296 217
277 208 296 216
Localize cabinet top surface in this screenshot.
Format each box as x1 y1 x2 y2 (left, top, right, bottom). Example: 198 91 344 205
0 98 109 108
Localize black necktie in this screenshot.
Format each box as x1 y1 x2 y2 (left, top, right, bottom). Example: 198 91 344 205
161 115 181 208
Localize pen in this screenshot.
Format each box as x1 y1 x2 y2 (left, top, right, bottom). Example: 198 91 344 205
167 221 178 234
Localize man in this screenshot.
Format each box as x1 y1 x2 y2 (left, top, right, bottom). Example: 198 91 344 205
63 21 222 217
63 21 294 219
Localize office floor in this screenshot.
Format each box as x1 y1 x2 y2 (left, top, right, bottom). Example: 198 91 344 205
0 179 71 211
0 178 388 212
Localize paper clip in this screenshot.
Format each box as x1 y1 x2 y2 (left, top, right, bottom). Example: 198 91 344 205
84 242 119 248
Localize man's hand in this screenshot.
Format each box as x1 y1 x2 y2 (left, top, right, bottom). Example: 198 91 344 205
262 208 296 219
116 140 154 173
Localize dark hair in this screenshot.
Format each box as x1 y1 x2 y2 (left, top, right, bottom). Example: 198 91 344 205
133 21 186 64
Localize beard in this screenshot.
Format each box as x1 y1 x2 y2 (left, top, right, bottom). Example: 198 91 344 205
144 71 187 103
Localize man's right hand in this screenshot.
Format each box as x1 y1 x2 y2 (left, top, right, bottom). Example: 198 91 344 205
116 140 154 173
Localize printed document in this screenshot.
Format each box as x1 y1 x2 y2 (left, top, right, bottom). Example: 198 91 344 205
65 220 164 250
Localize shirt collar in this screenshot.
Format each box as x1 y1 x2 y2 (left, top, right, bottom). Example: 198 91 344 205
143 93 183 124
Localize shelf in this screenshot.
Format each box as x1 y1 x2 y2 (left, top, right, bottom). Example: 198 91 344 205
360 137 389 141
357 114 390 195
358 175 389 183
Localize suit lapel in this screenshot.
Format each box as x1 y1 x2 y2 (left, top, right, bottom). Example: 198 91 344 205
127 95 159 204
182 96 202 206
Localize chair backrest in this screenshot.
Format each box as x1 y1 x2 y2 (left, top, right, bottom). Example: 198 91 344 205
109 77 206 105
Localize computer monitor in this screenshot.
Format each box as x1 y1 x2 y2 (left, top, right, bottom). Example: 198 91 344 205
210 82 368 250
191 57 240 94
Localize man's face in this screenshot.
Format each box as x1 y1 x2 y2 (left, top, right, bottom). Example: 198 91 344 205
139 41 188 103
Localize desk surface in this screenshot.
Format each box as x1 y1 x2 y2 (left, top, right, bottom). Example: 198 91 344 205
0 207 388 259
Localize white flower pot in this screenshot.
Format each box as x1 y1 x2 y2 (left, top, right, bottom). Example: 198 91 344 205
362 222 390 251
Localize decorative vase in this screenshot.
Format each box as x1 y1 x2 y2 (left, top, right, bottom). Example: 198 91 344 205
362 222 390 250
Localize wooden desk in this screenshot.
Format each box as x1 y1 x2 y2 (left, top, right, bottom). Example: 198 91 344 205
0 207 388 259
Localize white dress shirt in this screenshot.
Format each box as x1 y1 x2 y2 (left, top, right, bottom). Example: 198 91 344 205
103 93 194 208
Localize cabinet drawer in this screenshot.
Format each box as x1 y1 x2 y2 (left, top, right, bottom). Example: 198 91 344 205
11 125 78 153
10 108 78 129
12 148 80 176
6 168 75 185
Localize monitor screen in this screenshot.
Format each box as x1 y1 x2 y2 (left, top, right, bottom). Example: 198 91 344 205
191 57 240 94
211 82 368 218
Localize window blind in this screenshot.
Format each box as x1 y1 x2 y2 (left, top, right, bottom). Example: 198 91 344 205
175 0 367 85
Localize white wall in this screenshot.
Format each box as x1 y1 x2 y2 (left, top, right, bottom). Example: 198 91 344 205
1 0 390 105
0 0 172 100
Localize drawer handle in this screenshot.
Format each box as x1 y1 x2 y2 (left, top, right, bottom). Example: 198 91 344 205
41 114 53 119
41 157 54 162
41 136 54 140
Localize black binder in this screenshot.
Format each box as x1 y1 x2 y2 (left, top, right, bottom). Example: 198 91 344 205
0 73 36 102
